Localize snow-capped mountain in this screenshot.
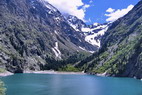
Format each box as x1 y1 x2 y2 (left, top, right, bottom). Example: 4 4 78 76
66 15 110 48
66 15 86 32
84 23 109 47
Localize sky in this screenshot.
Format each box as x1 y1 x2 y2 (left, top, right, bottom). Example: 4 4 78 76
44 0 140 24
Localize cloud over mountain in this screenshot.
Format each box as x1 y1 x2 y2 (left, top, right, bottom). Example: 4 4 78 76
43 0 90 21
105 5 134 22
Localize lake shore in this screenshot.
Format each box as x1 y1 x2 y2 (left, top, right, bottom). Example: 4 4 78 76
0 71 13 77
96 71 108 77
24 70 86 75
0 70 86 77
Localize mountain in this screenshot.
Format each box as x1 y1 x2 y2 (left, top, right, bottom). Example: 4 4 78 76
76 0 142 79
0 0 98 73
66 15 110 49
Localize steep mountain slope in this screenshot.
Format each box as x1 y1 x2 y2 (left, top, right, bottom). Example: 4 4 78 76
76 0 142 79
66 15 109 49
0 0 97 73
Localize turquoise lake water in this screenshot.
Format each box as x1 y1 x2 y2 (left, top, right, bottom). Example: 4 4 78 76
1 74 142 95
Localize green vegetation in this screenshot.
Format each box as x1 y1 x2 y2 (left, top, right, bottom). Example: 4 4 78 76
0 46 11 56
43 52 89 71
59 64 80 72
76 3 142 78
92 39 137 74
0 68 6 73
0 81 6 95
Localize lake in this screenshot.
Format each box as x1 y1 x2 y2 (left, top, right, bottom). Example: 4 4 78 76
1 73 142 95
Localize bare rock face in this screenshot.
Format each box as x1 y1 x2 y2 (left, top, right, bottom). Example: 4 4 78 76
0 0 98 73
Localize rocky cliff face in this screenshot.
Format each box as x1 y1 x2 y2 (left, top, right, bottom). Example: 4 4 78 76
76 0 142 79
0 0 97 73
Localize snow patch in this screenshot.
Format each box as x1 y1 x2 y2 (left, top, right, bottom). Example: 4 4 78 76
81 28 92 32
67 22 80 31
93 23 99 26
93 25 108 30
79 46 86 51
84 26 108 47
79 46 94 53
52 42 61 59
54 30 58 35
33 6 35 9
66 15 109 48
85 35 100 47
54 17 61 21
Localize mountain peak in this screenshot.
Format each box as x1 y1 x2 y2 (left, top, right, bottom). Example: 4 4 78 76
38 0 58 12
65 15 110 48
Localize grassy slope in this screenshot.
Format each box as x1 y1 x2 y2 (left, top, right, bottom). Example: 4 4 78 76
75 1 142 78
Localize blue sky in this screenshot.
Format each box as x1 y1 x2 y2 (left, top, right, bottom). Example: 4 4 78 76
83 0 140 24
83 0 139 23
44 0 140 24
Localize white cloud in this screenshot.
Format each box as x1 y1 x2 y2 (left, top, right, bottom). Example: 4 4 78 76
105 5 134 22
43 0 90 21
83 4 90 12
106 8 115 13
89 0 93 3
